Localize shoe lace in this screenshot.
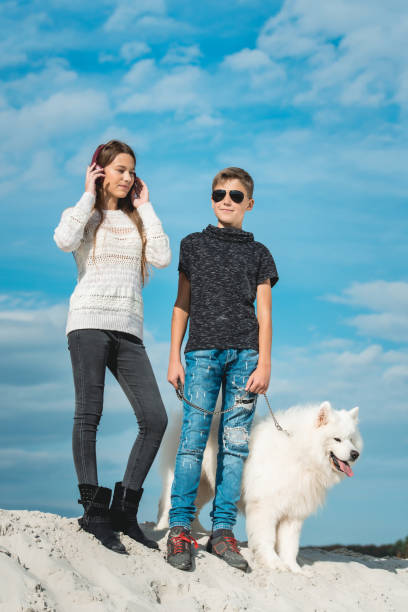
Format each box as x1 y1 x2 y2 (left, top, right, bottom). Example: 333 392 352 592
224 535 240 554
171 531 198 554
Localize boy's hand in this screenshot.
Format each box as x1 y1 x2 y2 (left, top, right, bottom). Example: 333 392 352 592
245 363 270 394
168 359 185 390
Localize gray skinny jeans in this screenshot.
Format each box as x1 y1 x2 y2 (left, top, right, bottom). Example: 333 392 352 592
68 329 167 490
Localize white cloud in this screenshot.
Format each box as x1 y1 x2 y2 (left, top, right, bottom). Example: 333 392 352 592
383 364 408 382
0 295 174 414
122 59 157 86
221 48 286 93
0 8 83 70
120 41 151 62
162 44 202 65
326 281 408 342
223 48 275 71
104 1 192 40
0 301 66 346
215 125 408 200
135 15 191 36
257 0 408 108
185 114 223 130
348 313 408 343
260 280 408 420
0 90 110 149
0 50 27 68
327 281 408 313
4 59 77 102
21 149 65 191
104 0 166 31
335 344 382 368
98 52 116 64
395 69 408 104
119 65 209 115
270 340 408 422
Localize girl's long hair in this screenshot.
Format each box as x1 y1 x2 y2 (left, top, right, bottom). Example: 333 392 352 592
92 140 148 285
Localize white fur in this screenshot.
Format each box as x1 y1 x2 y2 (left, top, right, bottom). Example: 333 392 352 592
156 401 363 573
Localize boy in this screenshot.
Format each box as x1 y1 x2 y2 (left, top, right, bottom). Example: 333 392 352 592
166 167 278 572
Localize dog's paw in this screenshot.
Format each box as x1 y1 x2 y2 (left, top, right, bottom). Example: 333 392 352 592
257 556 288 573
286 563 312 576
154 520 169 531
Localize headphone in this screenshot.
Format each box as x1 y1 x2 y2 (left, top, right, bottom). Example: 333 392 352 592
91 143 106 165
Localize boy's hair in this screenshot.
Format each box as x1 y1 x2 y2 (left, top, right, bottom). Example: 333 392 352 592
212 167 254 198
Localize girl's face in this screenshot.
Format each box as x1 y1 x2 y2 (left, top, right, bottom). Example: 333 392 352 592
102 153 135 199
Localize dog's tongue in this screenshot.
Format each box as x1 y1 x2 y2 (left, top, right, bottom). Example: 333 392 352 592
338 459 353 477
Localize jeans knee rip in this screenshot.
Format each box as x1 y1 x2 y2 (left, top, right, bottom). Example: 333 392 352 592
181 455 201 466
180 437 205 455
233 391 257 411
223 426 249 446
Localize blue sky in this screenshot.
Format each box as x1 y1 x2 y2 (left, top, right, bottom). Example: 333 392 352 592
0 0 407 546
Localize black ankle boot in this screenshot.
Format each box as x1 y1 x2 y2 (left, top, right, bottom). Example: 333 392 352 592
78 484 127 554
110 482 159 550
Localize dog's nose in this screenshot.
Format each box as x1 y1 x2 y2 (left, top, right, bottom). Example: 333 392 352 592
350 450 359 461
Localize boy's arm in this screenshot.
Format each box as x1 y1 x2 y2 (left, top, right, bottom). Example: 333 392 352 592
245 279 272 394
167 271 191 389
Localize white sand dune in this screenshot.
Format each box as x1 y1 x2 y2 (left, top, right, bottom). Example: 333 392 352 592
0 509 407 612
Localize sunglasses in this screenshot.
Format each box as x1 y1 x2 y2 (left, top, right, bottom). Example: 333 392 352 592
212 189 245 204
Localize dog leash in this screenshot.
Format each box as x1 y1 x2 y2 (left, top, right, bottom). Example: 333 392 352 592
261 392 290 436
176 381 290 436
176 381 237 416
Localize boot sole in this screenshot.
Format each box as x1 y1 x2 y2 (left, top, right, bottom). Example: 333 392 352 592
79 521 128 555
124 534 159 550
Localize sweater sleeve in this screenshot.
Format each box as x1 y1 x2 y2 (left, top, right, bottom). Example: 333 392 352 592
54 192 96 252
137 201 171 269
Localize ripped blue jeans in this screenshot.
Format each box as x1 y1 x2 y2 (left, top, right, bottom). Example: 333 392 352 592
169 349 258 531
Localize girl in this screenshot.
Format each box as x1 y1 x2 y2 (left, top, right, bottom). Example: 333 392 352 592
54 140 171 554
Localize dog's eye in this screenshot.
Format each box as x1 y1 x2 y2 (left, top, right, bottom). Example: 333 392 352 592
334 437 341 442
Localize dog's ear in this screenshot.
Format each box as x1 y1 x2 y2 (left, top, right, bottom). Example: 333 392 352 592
317 401 332 428
349 406 359 422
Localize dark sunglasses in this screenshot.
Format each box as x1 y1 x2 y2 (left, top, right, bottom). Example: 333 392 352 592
212 189 245 204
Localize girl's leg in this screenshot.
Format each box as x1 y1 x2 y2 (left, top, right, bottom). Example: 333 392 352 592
108 335 168 490
68 329 112 486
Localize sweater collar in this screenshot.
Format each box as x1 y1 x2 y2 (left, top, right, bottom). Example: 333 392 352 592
101 208 126 215
203 224 254 243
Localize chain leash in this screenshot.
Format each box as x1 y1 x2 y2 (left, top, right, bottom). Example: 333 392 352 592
175 381 237 416
175 381 290 436
262 392 290 435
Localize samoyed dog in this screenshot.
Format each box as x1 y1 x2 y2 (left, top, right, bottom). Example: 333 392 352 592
156 400 362 573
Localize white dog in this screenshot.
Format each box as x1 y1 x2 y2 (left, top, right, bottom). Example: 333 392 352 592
157 401 362 573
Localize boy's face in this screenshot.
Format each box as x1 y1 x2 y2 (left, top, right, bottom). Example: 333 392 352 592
211 179 254 230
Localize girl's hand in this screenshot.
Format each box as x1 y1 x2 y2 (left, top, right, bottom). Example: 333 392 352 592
132 178 149 208
245 363 271 394
85 163 105 195
167 359 185 390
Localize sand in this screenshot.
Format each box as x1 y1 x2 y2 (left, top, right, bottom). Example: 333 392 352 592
0 509 407 612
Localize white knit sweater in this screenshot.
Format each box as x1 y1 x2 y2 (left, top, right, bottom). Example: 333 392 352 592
54 192 171 338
